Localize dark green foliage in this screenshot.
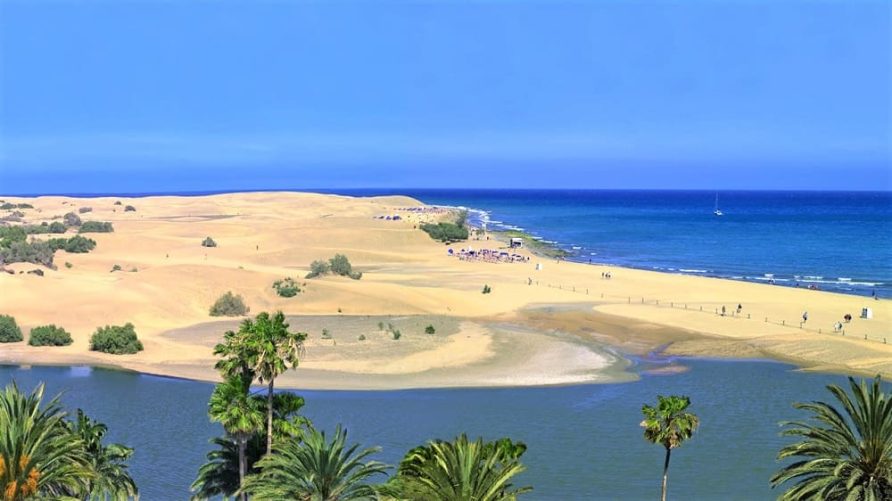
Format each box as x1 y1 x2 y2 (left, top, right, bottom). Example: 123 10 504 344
392 329 402 340
29 324 73 346
1 202 33 210
64 262 73 269
425 324 436 335
306 259 330 278
483 285 492 294
0 225 27 247
0 239 55 267
306 254 362 279
63 212 82 227
272 278 301 298
110 264 122 272
23 222 67 234
210 291 249 316
78 207 93 214
79 221 114 233
191 434 265 500
201 236 217 248
358 334 366 341
377 321 384 331
49 235 96 253
89 323 144 354
66 409 139 499
420 222 469 243
0 314 23 342
124 205 136 212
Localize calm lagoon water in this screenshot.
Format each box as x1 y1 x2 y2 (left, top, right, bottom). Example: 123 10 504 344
0 360 877 500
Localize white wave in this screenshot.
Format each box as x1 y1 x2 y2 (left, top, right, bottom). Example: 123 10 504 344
679 269 708 273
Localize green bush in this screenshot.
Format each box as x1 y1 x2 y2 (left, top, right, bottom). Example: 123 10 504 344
49 235 96 253
29 325 73 346
482 285 492 294
79 221 114 233
90 323 143 354
306 260 331 278
358 334 366 341
377 321 384 331
0 315 23 343
321 329 332 340
0 203 33 210
209 291 249 317
392 329 402 340
24 222 67 234
78 206 93 214
110 264 122 272
420 222 469 243
64 261 73 269
0 240 55 267
63 212 82 227
273 278 301 298
201 237 217 248
425 324 436 335
0 226 27 247
124 205 136 212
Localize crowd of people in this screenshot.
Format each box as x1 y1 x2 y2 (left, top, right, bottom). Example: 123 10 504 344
448 247 530 264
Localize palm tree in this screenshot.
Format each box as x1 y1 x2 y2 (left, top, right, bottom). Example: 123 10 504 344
386 434 532 500
245 311 306 455
771 375 892 500
640 395 700 501
191 433 265 500
208 376 264 500
0 382 92 499
193 392 313 499
67 409 138 500
240 426 386 500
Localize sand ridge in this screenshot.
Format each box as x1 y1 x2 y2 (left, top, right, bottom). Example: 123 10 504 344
0 191 889 388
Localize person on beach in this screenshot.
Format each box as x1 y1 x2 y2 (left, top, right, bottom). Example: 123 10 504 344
844 313 852 323
737 304 742 315
721 305 726 316
802 311 808 323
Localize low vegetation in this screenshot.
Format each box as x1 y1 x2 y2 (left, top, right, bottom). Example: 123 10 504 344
425 324 436 335
124 205 137 212
210 291 249 316
64 211 83 226
201 236 217 247
111 264 122 272
49 235 97 253
78 206 93 214
0 314 23 342
305 254 362 280
420 221 469 243
482 284 492 294
23 221 67 234
272 278 301 298
29 324 74 346
0 202 33 210
79 221 114 233
90 323 144 354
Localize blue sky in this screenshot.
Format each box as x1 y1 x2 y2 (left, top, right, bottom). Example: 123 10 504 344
0 0 889 193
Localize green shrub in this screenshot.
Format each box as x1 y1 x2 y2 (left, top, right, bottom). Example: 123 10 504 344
79 221 114 233
273 277 301 298
90 323 143 354
420 222 469 243
321 329 332 340
392 329 402 340
306 260 330 278
63 212 82 227
425 324 436 335
124 205 136 212
0 203 33 210
64 261 73 269
201 236 217 248
78 206 93 214
24 222 67 234
209 291 249 317
377 321 384 331
482 285 492 294
111 264 122 272
0 240 55 267
329 254 353 276
50 235 96 253
0 226 27 247
29 325 73 346
0 315 23 343
358 334 366 341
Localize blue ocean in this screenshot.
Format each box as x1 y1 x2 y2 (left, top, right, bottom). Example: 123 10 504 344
334 189 892 298
40 189 892 297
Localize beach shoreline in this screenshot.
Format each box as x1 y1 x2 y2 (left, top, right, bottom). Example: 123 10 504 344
0 191 889 389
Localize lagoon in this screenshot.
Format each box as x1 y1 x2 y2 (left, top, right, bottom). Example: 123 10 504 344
0 360 871 500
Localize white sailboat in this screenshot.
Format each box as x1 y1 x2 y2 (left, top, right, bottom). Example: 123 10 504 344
713 193 723 216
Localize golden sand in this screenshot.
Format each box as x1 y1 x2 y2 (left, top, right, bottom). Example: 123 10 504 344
0 192 888 388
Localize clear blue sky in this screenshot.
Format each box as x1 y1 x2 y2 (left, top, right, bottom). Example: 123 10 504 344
1 0 889 193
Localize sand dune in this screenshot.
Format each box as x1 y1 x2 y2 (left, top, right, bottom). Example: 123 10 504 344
0 192 888 388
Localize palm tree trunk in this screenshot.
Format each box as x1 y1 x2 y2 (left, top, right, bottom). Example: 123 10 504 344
238 434 247 501
267 378 274 455
661 446 671 501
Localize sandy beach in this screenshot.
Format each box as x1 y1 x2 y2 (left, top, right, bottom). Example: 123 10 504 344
1 191 889 389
